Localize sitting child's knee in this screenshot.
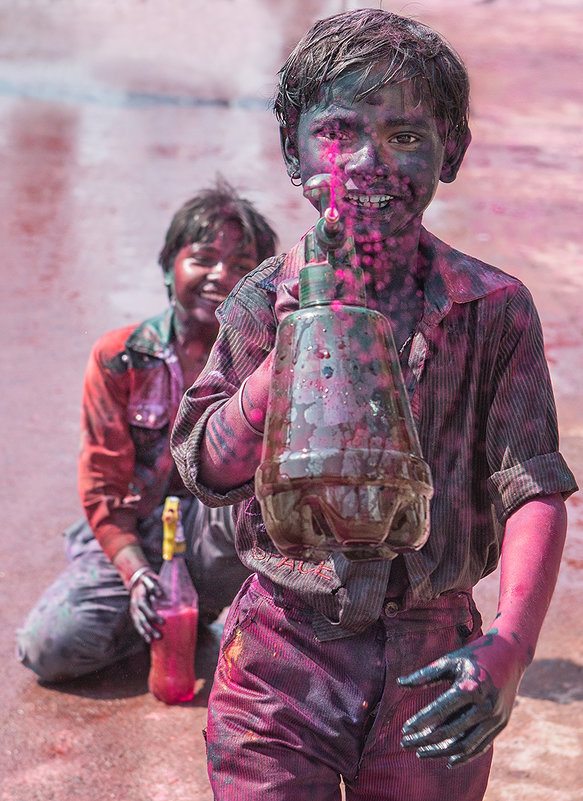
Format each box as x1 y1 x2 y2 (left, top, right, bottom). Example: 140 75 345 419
16 628 77 682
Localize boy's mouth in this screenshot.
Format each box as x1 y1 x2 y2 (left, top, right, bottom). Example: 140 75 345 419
344 192 394 210
199 291 227 305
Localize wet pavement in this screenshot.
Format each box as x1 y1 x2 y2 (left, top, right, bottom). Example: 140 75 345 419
1 1 582 799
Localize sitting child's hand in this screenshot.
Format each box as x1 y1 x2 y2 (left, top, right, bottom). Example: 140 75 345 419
397 631 524 767
129 570 164 643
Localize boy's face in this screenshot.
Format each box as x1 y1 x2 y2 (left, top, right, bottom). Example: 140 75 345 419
170 220 258 326
285 74 449 243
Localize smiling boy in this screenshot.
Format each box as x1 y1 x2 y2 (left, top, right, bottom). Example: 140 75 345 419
171 11 577 800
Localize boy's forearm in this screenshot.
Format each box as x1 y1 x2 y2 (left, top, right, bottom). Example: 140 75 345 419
199 350 275 492
112 543 151 587
492 492 567 671
199 393 264 491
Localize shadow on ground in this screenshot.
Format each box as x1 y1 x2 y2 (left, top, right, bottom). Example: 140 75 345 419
34 621 223 705
519 658 583 704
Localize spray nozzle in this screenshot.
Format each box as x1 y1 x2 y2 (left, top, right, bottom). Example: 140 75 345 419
162 496 186 560
303 173 339 214
303 174 348 254
300 175 364 308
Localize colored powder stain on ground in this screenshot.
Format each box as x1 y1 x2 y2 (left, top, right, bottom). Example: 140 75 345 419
2 2 582 800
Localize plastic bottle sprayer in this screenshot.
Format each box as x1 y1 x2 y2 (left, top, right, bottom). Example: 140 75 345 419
255 174 434 562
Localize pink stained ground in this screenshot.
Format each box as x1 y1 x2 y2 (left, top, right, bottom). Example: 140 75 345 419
1 2 582 800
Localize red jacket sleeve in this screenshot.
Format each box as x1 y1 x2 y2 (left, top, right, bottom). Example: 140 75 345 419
78 327 142 562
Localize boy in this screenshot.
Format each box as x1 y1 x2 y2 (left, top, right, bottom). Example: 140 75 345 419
17 178 277 682
171 11 577 801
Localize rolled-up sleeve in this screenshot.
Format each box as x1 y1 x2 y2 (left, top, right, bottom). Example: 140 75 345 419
486 285 578 520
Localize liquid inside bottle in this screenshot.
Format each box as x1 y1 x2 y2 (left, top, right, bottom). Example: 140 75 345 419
149 597 198 704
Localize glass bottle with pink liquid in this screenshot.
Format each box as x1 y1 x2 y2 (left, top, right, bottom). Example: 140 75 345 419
148 496 199 704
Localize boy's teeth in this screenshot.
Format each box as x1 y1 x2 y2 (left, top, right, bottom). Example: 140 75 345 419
347 193 393 208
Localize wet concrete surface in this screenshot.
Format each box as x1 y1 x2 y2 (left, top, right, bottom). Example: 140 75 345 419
1 1 582 798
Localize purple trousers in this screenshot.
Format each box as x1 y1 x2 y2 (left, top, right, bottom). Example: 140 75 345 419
206 573 492 801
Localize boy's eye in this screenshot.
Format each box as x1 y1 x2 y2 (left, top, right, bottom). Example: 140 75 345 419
390 133 419 146
190 255 216 267
316 126 349 142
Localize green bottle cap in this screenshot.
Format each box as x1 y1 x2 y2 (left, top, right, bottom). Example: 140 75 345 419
299 263 367 309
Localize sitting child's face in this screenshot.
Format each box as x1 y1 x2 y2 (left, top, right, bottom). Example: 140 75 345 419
171 220 258 326
290 72 448 243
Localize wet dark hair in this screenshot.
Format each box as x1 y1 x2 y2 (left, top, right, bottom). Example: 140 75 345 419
274 9 470 161
158 176 278 283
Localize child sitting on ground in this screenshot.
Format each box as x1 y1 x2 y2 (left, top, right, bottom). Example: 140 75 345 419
18 178 277 682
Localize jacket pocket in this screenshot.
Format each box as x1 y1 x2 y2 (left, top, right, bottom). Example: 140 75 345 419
128 403 169 467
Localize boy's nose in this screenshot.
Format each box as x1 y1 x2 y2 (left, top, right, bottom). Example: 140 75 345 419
208 260 226 279
345 140 386 177
208 261 239 291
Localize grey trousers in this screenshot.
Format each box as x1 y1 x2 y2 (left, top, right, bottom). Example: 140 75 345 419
16 497 250 682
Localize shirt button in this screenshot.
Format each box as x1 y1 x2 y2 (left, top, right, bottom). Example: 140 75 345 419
383 600 400 617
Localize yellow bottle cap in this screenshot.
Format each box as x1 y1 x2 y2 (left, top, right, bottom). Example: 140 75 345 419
162 496 180 560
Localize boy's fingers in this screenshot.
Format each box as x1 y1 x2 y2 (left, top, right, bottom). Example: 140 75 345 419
141 573 163 597
447 722 505 767
275 278 299 322
397 662 444 687
402 702 481 748
137 612 162 643
138 593 165 627
401 687 464 738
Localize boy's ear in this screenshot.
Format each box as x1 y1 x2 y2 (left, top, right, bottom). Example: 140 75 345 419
440 127 472 184
280 127 301 178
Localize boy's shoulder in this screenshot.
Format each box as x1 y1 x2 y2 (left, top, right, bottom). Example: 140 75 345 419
91 323 141 359
420 228 522 307
90 310 172 364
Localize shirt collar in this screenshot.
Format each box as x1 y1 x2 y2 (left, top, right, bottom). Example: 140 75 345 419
418 227 520 328
125 308 174 358
258 228 520 328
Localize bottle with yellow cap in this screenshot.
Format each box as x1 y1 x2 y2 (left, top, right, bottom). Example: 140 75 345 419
148 496 199 704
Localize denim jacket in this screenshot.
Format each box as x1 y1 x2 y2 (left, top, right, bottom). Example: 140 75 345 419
79 309 187 561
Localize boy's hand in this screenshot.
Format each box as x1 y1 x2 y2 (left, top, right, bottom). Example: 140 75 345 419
398 632 524 767
129 570 165 643
239 278 299 427
274 277 299 323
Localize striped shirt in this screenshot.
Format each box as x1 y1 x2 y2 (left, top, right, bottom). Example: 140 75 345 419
171 227 577 641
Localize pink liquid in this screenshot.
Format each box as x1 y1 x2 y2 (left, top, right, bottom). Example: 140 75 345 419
148 605 198 704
